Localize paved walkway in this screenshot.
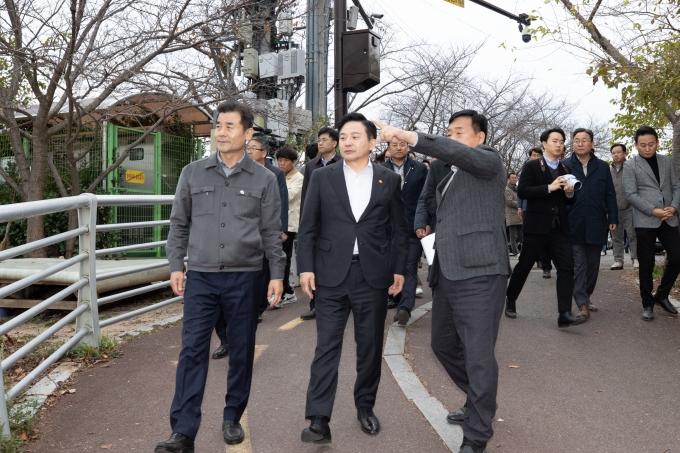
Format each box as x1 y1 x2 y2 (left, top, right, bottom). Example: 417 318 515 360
28 253 680 453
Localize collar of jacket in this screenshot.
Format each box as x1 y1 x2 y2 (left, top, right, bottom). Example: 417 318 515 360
317 152 340 166
285 167 299 179
569 151 598 170
387 155 411 169
205 150 256 174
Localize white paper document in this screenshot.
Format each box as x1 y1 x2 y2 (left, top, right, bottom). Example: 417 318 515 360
420 233 436 265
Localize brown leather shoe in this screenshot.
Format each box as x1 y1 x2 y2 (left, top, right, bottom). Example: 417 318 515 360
588 302 598 312
576 305 590 318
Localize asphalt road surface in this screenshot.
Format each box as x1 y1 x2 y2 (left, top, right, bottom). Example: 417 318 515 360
28 252 680 453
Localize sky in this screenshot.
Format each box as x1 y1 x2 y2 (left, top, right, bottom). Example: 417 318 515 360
355 0 621 128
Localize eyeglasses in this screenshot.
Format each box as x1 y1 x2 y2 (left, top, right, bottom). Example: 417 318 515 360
573 140 591 145
246 147 264 152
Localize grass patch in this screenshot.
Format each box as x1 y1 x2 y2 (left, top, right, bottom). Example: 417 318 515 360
0 381 41 453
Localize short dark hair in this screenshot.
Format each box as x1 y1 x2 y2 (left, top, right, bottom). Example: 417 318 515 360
337 112 377 140
276 145 298 161
318 126 339 142
572 128 594 141
610 143 627 153
408 151 416 158
216 101 254 131
448 109 488 144
249 136 269 153
306 142 319 160
634 126 658 143
507 172 516 179
422 159 430 165
540 127 566 143
527 146 543 156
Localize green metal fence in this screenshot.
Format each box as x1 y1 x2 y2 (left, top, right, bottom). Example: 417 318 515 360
0 125 202 257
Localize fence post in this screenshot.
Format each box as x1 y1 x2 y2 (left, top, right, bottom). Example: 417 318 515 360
0 348 11 438
75 193 101 348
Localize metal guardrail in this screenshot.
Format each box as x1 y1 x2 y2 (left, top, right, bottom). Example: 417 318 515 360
0 194 181 438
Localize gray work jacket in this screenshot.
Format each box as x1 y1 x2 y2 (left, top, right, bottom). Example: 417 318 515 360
165 151 286 278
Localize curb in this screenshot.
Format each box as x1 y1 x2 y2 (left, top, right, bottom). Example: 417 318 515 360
17 313 184 417
383 301 463 452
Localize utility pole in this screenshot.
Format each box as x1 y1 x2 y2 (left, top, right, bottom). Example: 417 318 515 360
307 0 332 122
333 0 347 126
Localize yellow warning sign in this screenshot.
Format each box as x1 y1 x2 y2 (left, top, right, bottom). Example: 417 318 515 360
444 0 464 7
126 169 145 184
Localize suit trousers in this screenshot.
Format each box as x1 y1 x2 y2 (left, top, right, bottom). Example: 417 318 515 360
572 244 602 308
506 227 574 313
305 261 388 419
612 207 637 262
392 237 423 313
282 232 297 294
431 269 507 446
508 225 522 255
636 222 680 307
170 270 263 439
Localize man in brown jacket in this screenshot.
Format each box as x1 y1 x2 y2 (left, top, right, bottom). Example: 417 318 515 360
610 143 637 270
505 172 522 256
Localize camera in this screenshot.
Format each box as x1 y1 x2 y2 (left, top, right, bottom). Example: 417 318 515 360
522 33 532 43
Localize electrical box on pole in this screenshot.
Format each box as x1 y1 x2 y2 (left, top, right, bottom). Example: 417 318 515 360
242 48 259 79
342 29 380 93
347 6 359 30
279 49 306 79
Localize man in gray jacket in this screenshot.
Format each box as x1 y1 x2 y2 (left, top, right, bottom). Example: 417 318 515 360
156 101 286 453
374 110 511 453
622 126 680 321
610 143 637 270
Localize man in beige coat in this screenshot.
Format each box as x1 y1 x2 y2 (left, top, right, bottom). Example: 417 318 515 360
277 145 305 304
505 172 522 256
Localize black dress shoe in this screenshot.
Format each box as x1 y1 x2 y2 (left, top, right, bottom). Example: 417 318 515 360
542 270 551 279
300 308 316 320
446 405 468 424
558 311 587 328
222 420 245 445
387 299 398 309
257 313 263 323
642 306 654 321
459 436 488 453
155 433 194 453
301 415 331 444
357 407 380 434
504 298 516 319
211 344 229 360
395 308 410 326
653 294 679 315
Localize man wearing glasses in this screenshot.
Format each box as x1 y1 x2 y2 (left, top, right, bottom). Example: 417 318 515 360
299 127 340 320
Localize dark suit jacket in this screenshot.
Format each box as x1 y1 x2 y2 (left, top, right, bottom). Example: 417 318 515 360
300 153 341 217
265 160 288 231
416 159 451 232
297 161 409 289
381 157 428 237
517 157 574 236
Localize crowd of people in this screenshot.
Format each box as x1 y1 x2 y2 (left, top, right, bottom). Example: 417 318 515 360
155 100 680 453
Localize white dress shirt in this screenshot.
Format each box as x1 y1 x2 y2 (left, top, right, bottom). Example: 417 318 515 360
343 160 373 254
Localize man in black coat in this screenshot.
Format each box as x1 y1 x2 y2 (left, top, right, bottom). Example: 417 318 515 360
505 127 586 328
382 138 428 324
297 113 409 443
567 128 618 319
298 127 340 320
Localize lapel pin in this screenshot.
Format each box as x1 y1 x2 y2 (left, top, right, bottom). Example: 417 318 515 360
378 179 383 184
240 190 245 194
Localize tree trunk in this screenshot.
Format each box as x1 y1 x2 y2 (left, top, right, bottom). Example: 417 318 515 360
672 118 680 179
24 137 50 258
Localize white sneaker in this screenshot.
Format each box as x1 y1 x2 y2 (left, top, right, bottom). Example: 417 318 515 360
280 293 297 305
415 287 424 296
610 261 624 270
632 259 639 269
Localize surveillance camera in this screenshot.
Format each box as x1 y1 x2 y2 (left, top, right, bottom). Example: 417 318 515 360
522 33 532 43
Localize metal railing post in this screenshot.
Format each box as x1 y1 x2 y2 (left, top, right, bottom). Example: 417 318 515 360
75 193 100 348
0 348 10 438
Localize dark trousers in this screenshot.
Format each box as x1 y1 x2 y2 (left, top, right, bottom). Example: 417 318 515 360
540 250 552 271
282 232 297 294
572 244 602 308
170 270 263 439
305 261 388 419
431 269 507 446
215 310 228 345
392 237 423 313
506 227 574 313
636 222 680 307
508 225 522 255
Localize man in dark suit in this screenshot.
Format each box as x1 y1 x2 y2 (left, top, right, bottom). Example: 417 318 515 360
298 126 340 320
382 138 428 324
505 127 586 327
622 126 680 321
297 113 409 444
374 110 511 453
